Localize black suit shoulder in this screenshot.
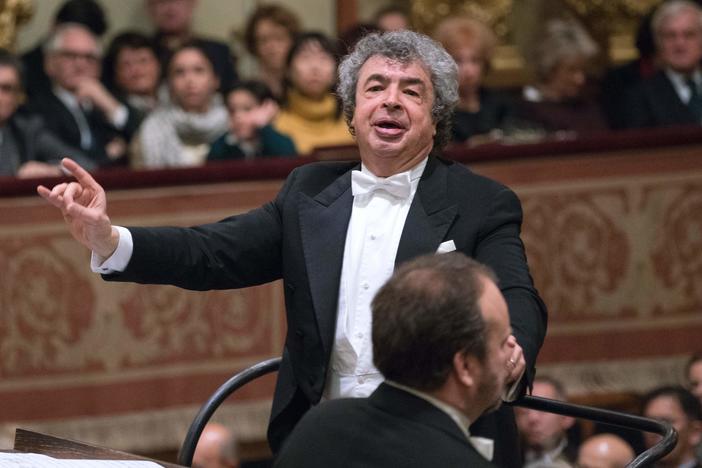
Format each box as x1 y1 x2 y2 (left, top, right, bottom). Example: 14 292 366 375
625 71 696 128
274 385 496 468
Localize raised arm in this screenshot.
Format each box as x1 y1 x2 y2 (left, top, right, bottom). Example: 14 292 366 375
37 158 119 258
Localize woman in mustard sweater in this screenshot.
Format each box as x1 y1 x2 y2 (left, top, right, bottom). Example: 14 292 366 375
274 32 354 154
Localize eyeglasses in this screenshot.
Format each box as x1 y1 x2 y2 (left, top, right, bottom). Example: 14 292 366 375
55 50 100 63
0 82 21 94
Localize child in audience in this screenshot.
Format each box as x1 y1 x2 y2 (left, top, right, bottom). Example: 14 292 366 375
208 80 296 160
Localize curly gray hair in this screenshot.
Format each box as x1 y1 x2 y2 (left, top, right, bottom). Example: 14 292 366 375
337 30 458 151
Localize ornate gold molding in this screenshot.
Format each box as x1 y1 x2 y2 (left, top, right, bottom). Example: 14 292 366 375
0 0 33 52
411 0 665 87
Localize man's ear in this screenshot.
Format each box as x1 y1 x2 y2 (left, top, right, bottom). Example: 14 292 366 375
453 351 478 388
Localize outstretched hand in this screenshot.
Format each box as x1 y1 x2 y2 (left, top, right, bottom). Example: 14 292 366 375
37 158 118 258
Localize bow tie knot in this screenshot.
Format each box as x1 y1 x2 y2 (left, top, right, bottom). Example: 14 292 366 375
351 170 412 199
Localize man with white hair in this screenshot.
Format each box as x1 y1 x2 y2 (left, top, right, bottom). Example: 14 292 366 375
37 30 547 467
626 0 702 127
29 23 137 167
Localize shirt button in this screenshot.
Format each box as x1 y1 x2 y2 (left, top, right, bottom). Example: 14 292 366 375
362 282 369 290
356 332 363 339
370 234 376 240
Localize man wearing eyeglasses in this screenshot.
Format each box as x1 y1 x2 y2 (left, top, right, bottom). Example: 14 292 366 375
0 48 92 177
28 23 137 167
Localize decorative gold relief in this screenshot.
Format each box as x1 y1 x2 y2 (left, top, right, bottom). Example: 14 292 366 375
410 0 666 86
0 0 34 52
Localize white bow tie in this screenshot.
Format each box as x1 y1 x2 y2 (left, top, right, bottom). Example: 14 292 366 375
351 170 412 199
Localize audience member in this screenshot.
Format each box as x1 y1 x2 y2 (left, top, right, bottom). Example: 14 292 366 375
0 49 91 177
686 354 702 463
29 23 130 167
21 0 107 98
599 6 658 129
373 4 410 32
625 0 702 128
339 22 381 55
516 376 576 468
642 386 702 468
208 80 296 160
102 31 163 127
515 17 607 136
192 422 240 468
577 433 635 468
132 42 227 168
243 3 301 100
433 16 513 146
145 0 237 91
274 253 511 467
687 354 702 404
273 32 353 154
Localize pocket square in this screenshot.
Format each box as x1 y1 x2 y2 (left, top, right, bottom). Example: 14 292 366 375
436 240 456 254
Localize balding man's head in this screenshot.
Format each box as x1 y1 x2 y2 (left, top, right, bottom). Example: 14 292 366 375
192 422 239 468
577 433 634 468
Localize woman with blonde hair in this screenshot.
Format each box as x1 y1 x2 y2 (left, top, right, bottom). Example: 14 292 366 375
434 16 514 144
516 17 607 135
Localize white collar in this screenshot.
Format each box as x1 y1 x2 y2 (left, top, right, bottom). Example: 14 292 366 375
360 156 428 182
53 85 92 112
385 380 494 461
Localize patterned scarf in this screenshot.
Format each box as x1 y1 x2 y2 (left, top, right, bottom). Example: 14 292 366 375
138 94 228 168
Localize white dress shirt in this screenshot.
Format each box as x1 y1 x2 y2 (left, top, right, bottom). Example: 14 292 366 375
322 158 427 399
664 67 702 106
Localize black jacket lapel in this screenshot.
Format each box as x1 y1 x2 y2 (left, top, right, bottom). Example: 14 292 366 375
298 170 354 354
396 157 458 267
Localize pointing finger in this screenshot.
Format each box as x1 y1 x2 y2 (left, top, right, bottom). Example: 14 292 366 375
61 158 100 190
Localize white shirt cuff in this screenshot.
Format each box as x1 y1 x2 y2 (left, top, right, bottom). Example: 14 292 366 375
110 104 128 129
90 226 133 273
502 368 526 402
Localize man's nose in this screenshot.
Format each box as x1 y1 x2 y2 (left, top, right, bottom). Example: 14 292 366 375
382 87 401 109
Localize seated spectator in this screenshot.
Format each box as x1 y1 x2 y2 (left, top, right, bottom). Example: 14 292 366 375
274 253 514 467
192 422 240 468
0 49 91 177
145 0 237 91
133 42 227 168
208 80 296 160
577 433 634 468
21 0 107 98
102 31 163 128
373 4 410 32
625 1 702 128
687 354 702 405
599 6 658 129
339 22 381 55
515 18 607 136
29 23 131 167
642 386 702 468
686 354 702 463
516 376 577 468
243 3 300 100
273 32 353 155
433 16 514 146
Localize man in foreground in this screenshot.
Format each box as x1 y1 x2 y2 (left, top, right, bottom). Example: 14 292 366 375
275 253 510 467
38 30 546 465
